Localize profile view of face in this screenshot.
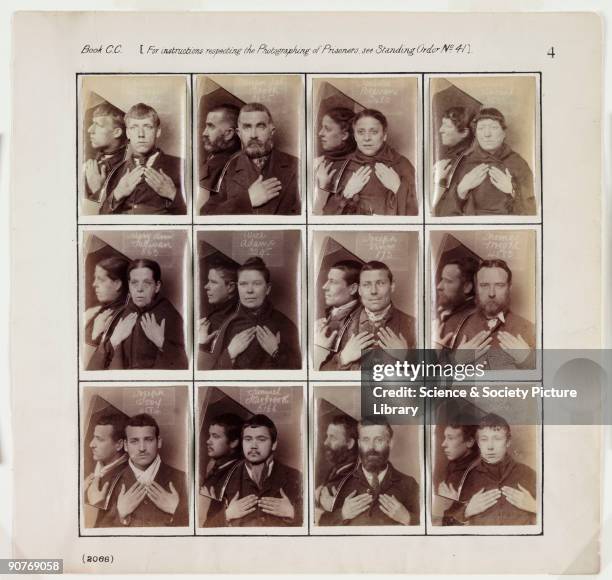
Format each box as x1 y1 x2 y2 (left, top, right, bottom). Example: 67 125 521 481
319 114 348 152
88 115 121 149
93 265 123 304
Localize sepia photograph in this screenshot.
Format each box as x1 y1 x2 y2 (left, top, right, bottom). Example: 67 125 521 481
429 228 539 371
311 228 419 373
311 75 419 217
196 228 303 372
81 228 190 373
78 74 190 217
313 385 422 530
196 384 305 531
196 74 303 217
428 75 539 218
430 395 540 531
80 384 191 532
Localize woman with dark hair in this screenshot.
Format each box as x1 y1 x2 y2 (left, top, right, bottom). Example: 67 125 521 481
329 109 417 216
85 256 129 370
201 256 301 370
313 107 356 214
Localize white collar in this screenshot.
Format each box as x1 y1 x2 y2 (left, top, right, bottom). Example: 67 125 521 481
94 453 127 479
129 454 161 486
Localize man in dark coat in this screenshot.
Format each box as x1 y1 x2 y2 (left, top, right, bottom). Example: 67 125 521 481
84 412 129 528
98 414 189 528
103 259 188 370
205 414 303 527
319 417 419 526
84 102 127 201
199 413 244 527
450 259 536 370
447 413 537 526
202 257 301 370
198 104 242 212
320 261 415 371
201 102 300 215
435 107 536 216
100 103 186 215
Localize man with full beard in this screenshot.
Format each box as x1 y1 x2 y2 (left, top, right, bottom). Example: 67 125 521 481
319 416 420 526
205 414 303 527
198 104 241 212
314 415 358 521
200 102 300 215
451 259 536 369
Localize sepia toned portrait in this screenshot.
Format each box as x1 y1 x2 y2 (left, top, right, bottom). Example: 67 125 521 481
429 75 538 217
196 229 302 371
196 74 303 217
431 396 540 530
312 229 419 372
313 385 422 529
311 76 419 217
197 384 305 530
81 228 190 372
81 384 191 532
430 228 538 371
79 75 190 217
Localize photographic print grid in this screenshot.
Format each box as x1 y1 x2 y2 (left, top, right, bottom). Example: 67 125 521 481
77 71 543 536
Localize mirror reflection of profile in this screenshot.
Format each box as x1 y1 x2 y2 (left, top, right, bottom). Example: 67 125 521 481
318 109 417 216
85 256 130 370
434 108 535 216
97 414 189 527
445 413 537 526
201 257 301 370
99 103 186 215
100 259 188 370
201 103 300 215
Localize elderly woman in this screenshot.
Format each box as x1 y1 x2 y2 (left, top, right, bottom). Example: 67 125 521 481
313 107 356 214
84 256 129 370
325 109 417 216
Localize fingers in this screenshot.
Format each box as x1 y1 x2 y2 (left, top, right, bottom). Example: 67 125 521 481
100 481 109 495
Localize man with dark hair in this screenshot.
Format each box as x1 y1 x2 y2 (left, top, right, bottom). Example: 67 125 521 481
199 104 242 211
99 413 189 527
321 260 415 371
450 259 536 369
84 102 127 201
433 257 479 349
316 259 362 369
103 258 188 370
202 257 301 370
319 416 420 526
201 102 300 215
205 414 303 527
315 414 359 521
435 107 536 216
197 258 239 368
450 413 537 526
85 412 129 528
199 413 244 526
100 102 186 215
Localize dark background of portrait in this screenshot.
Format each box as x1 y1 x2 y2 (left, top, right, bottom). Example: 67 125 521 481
430 229 537 322
197 229 301 324
82 229 190 367
313 230 418 321
429 76 536 169
314 386 422 491
81 385 190 528
80 75 189 213
197 385 304 486
195 74 303 184
313 76 418 163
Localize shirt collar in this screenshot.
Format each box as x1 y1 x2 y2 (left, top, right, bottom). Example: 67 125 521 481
129 454 161 486
94 453 127 478
330 299 359 318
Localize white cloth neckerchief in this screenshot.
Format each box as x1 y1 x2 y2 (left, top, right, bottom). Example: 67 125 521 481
364 304 392 324
245 458 274 488
94 453 127 479
129 454 161 486
330 299 358 319
133 150 160 168
362 465 388 489
486 311 506 330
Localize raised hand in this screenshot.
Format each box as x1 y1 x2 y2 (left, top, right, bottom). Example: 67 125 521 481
91 308 114 341
315 160 338 190
488 166 514 195
464 487 501 518
497 331 531 364
225 492 258 522
255 325 280 357
117 481 146 520
227 327 256 361
109 312 138 349
144 167 177 200
84 159 108 194
198 317 219 346
374 163 401 193
379 493 411 525
338 331 376 366
457 163 489 199
86 476 110 506
341 490 373 521
248 175 282 207
259 488 295 519
343 166 372 199
140 313 165 350
501 483 537 513
113 166 145 201
454 330 492 363
146 481 180 515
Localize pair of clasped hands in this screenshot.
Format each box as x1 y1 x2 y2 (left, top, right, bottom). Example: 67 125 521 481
225 489 294 521
315 159 401 199
435 159 514 200
113 163 177 202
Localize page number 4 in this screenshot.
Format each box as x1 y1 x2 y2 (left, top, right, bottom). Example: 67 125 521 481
547 46 556 58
